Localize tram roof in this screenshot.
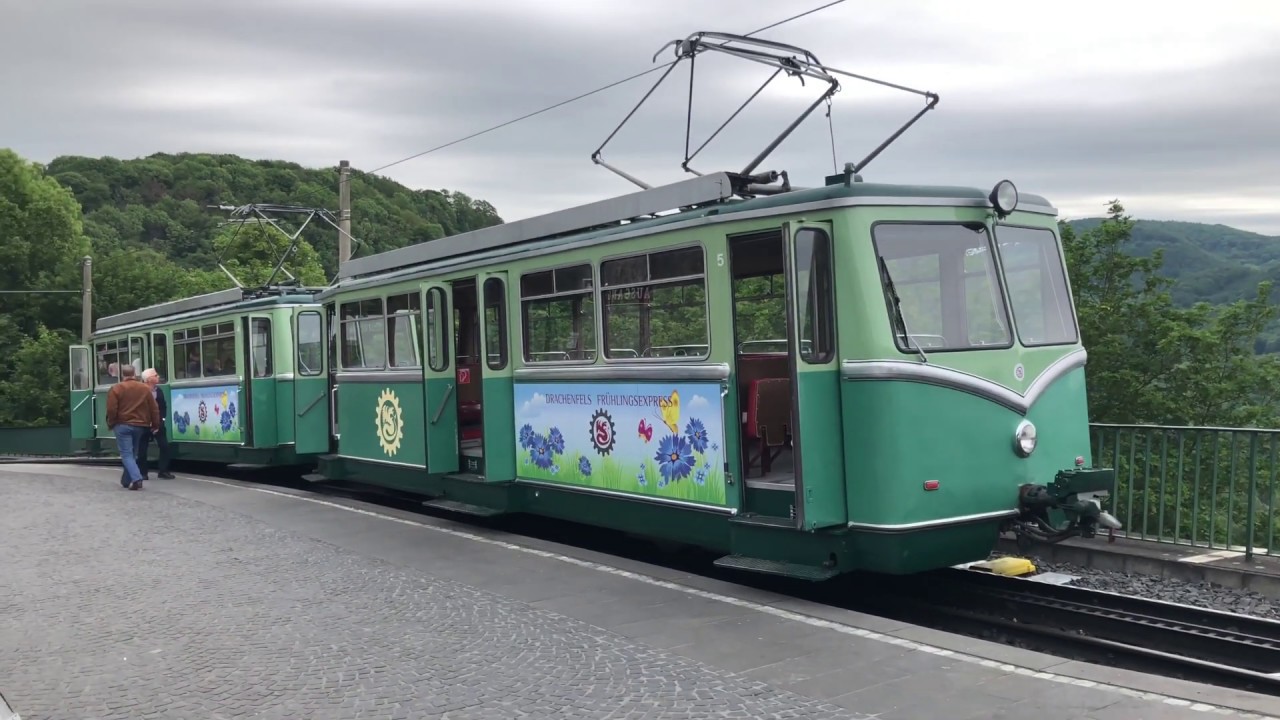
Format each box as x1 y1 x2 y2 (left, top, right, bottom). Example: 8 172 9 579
329 173 1056 292
95 286 323 334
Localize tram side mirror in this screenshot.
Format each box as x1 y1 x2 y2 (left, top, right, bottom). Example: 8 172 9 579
989 179 1018 218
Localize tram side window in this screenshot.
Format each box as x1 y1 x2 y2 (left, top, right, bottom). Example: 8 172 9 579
733 273 787 353
95 339 125 385
484 277 508 371
175 328 201 379
872 223 1011 353
70 346 91 391
250 318 272 377
386 293 421 368
297 312 323 376
994 225 1078 346
339 298 386 369
152 333 168 383
129 337 144 376
520 264 596 362
794 228 836 364
425 287 449 372
601 246 708 360
200 322 237 376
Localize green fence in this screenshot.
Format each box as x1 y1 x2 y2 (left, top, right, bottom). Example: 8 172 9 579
0 425 75 457
1092 423 1280 559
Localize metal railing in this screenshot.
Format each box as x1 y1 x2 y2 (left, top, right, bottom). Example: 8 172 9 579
1092 423 1280 559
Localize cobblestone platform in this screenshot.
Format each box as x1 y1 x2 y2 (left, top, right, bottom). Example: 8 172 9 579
2 465 1276 720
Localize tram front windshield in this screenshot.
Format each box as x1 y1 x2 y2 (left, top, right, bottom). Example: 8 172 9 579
872 221 1077 353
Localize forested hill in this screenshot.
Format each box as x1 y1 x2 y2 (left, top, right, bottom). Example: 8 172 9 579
0 149 505 424
1065 218 1280 307
47 152 503 281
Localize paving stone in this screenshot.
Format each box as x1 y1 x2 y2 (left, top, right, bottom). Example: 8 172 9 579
0 473 870 719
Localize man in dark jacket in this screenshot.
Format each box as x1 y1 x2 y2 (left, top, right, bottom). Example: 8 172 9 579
137 368 175 480
107 364 160 490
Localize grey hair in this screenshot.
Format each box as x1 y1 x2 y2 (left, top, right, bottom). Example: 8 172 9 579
141 368 158 381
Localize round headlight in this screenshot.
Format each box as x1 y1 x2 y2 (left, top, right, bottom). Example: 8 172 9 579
989 179 1019 216
1014 419 1037 457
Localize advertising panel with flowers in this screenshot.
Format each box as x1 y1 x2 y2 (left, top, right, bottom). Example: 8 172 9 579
170 384 242 443
513 381 727 506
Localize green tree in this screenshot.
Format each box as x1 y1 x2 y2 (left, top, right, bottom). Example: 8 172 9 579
91 247 228 321
0 149 91 336
0 324 77 426
213 219 328 287
1064 201 1280 426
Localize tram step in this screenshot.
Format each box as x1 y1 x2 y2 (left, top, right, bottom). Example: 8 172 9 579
300 473 329 484
228 463 270 470
421 498 505 517
712 554 838 581
728 514 794 529
444 473 487 484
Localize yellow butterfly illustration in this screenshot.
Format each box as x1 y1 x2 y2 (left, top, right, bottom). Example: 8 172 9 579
656 390 680 434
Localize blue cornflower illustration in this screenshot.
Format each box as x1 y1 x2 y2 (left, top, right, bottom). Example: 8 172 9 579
548 427 565 455
636 464 647 487
519 424 535 449
655 433 695 484
219 410 233 433
578 456 592 477
684 418 708 453
228 402 237 419
530 434 554 469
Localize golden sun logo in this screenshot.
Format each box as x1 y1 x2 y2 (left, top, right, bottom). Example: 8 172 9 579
375 388 404 456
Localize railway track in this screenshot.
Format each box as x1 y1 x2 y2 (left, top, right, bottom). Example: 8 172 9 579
866 569 1280 695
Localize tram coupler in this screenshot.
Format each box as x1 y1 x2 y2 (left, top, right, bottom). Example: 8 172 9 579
1010 467 1120 549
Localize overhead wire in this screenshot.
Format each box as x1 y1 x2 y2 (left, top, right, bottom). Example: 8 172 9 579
351 0 847 180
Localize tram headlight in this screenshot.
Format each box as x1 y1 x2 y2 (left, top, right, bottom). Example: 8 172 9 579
1013 419 1037 457
989 179 1018 217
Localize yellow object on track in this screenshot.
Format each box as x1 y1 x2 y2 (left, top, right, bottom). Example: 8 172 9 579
970 556 1037 576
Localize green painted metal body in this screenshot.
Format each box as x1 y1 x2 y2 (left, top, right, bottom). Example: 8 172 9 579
341 377 428 476
313 178 1111 578
67 294 326 467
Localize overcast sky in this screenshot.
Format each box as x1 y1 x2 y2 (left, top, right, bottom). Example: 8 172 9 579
4 0 1279 234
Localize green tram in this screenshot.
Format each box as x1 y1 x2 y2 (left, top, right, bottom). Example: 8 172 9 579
311 170 1119 579
67 286 331 466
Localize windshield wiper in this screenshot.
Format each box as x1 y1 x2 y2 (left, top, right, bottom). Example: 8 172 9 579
877 255 928 363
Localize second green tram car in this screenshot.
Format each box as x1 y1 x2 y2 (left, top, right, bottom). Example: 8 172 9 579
67 286 331 467
307 170 1119 579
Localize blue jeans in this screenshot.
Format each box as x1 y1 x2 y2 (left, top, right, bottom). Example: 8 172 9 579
114 425 148 487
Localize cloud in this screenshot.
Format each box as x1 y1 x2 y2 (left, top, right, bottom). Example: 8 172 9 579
689 394 710 410
4 0 1279 234
519 391 546 417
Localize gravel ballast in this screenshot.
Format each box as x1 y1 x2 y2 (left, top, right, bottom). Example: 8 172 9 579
1010 555 1280 620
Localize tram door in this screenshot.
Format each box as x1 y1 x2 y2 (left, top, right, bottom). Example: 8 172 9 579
293 308 330 455
782 221 846 530
67 345 94 439
728 225 845 530
421 282 459 474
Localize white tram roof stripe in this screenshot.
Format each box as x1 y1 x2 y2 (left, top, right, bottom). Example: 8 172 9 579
319 191 1057 301
337 172 738 282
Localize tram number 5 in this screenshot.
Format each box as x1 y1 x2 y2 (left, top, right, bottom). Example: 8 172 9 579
716 252 725 267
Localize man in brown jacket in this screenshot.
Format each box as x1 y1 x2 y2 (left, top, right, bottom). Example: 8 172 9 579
107 364 161 490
